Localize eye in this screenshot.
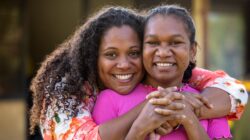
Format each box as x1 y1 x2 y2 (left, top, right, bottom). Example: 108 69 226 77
104 52 117 59
144 40 160 46
128 50 141 58
168 40 183 47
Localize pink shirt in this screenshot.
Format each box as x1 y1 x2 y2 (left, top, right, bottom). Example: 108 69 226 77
92 84 232 139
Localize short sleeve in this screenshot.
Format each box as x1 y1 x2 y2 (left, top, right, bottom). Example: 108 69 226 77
207 117 232 139
189 67 248 120
92 90 118 124
40 98 101 140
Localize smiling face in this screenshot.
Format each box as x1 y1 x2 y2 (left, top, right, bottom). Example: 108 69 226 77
98 25 143 94
143 15 196 88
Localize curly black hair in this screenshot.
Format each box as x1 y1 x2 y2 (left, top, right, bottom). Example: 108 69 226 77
145 5 197 83
29 6 144 134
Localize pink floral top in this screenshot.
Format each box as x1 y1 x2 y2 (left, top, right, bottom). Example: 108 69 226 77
40 68 248 140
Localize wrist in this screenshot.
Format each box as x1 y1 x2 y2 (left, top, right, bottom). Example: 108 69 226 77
126 122 148 140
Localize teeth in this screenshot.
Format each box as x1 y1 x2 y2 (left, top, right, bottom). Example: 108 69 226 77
156 63 173 67
115 74 132 80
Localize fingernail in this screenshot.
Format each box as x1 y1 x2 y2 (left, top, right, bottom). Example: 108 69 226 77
154 108 160 112
182 104 186 108
149 99 154 103
158 86 164 91
210 104 214 108
173 86 178 91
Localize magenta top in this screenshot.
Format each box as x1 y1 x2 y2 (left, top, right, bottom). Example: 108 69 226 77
92 84 232 139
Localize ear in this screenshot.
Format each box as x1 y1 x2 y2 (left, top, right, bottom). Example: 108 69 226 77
190 42 197 63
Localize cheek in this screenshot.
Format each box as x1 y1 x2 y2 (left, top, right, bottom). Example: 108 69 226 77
97 59 108 81
178 49 191 68
134 59 143 71
143 48 152 64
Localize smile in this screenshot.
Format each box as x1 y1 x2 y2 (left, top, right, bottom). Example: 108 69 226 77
155 62 174 67
114 74 133 80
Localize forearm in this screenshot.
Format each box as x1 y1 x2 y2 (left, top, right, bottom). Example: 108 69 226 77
99 101 146 140
125 121 148 140
199 87 231 119
183 112 210 140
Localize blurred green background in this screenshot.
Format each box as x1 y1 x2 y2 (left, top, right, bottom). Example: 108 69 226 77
0 0 249 139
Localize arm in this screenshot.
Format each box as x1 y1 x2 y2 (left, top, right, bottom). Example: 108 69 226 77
41 96 147 140
40 99 101 140
180 106 210 140
125 102 175 140
92 90 146 140
125 90 185 140
189 67 248 120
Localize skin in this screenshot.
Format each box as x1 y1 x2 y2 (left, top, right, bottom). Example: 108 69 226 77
97 13 231 140
143 15 196 88
98 25 144 94
97 25 185 140
126 14 226 140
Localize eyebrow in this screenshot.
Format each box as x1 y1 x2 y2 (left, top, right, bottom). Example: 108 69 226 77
144 34 185 39
102 45 140 52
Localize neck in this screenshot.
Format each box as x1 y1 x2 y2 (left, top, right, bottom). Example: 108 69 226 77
144 77 183 89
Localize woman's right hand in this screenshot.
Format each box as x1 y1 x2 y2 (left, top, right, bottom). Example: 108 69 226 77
125 87 186 140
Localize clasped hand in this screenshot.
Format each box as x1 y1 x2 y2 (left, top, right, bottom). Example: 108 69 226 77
133 86 213 140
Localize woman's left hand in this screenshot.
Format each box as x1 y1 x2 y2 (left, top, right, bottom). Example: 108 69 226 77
182 92 213 117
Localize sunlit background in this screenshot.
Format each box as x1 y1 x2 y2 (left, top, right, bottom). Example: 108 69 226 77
0 0 249 139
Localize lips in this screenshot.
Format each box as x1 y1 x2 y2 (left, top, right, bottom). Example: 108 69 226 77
153 62 176 72
114 74 133 80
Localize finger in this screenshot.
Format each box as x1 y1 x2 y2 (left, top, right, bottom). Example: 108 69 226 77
165 114 186 122
146 91 163 99
154 108 174 115
161 121 171 129
149 132 157 140
155 126 171 136
149 98 171 105
167 102 186 110
185 94 203 109
166 92 185 101
161 122 173 134
194 107 201 117
197 95 213 109
155 134 161 140
188 99 202 110
146 87 180 100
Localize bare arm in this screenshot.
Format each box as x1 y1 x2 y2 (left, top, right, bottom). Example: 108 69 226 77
199 87 231 119
180 106 210 140
189 68 248 120
98 87 180 140
125 90 185 140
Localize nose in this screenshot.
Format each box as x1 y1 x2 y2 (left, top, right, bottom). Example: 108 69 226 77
116 56 131 69
155 45 173 58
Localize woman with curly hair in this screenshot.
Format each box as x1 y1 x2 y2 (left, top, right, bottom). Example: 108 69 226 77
29 6 248 140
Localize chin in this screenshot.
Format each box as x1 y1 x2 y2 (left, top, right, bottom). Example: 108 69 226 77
118 86 135 95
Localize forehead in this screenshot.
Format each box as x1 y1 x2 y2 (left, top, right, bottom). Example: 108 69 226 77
145 15 188 35
100 25 140 49
104 25 137 38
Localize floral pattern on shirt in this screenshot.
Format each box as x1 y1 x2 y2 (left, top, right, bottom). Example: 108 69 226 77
190 68 248 120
